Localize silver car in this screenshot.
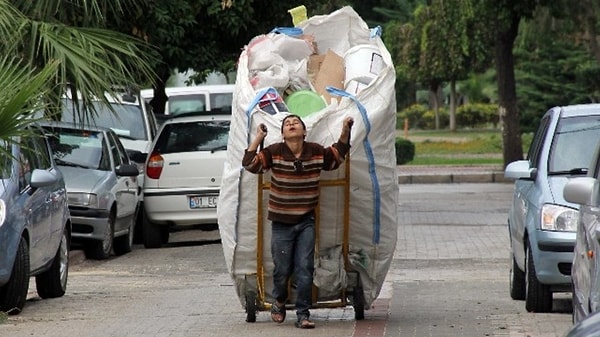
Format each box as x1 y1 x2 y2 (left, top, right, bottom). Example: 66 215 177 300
563 142 600 322
505 104 600 312
41 122 140 260
0 125 70 314
142 114 230 248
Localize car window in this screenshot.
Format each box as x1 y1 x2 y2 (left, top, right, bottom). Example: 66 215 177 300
548 115 600 174
0 140 11 179
107 131 129 168
61 99 148 141
47 127 110 171
154 120 230 154
31 133 52 170
169 95 207 115
527 114 551 168
18 140 34 190
210 92 233 114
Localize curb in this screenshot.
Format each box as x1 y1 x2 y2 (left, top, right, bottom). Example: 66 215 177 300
398 171 511 184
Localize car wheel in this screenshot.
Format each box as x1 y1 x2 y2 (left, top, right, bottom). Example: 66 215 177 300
133 202 144 244
525 245 553 312
142 211 162 248
85 212 115 260
0 237 30 315
510 254 526 300
36 229 69 298
113 213 136 256
161 226 170 245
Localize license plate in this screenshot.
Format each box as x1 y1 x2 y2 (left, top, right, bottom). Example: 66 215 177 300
189 195 218 209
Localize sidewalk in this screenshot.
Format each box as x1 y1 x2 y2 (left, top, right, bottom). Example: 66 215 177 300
397 164 509 184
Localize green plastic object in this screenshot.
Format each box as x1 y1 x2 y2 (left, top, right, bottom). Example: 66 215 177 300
284 90 326 117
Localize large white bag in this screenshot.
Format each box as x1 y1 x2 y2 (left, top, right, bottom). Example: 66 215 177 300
218 6 398 310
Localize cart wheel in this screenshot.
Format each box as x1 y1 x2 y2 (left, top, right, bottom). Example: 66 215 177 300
245 291 257 323
353 285 365 320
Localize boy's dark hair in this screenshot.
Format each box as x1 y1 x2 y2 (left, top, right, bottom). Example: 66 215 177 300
280 114 306 133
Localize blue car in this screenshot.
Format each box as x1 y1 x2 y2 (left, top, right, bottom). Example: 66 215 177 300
0 125 71 315
563 309 600 336
563 140 600 322
505 104 600 312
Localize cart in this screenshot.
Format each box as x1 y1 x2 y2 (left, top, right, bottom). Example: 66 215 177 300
243 152 365 323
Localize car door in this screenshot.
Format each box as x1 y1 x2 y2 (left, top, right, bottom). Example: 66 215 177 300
511 114 552 264
108 132 137 232
20 135 54 270
34 132 67 256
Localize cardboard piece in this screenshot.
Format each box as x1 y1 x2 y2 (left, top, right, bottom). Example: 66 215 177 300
309 49 345 104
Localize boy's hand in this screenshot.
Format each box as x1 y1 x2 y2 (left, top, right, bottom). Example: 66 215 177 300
343 117 354 132
257 124 268 138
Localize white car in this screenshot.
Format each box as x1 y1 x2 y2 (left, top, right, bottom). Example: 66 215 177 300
142 114 230 248
140 84 234 125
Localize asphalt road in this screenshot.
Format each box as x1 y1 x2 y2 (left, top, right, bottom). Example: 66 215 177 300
0 183 575 337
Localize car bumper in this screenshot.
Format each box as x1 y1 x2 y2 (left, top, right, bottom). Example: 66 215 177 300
70 208 110 241
144 191 218 226
533 229 575 286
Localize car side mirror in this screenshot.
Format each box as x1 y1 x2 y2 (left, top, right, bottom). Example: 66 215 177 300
563 177 599 206
30 169 59 188
116 163 139 177
505 160 537 180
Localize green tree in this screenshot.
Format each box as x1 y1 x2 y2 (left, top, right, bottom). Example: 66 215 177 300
134 0 327 115
5 0 157 120
515 9 597 132
427 0 492 131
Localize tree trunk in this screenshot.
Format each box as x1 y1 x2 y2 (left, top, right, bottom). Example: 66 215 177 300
150 64 170 116
449 80 457 131
495 14 523 167
429 84 440 130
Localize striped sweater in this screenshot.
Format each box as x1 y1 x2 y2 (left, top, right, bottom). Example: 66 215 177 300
242 140 349 224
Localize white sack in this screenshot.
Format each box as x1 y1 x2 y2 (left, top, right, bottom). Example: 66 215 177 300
218 6 398 310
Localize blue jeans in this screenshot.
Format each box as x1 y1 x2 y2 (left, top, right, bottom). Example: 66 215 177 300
271 215 315 320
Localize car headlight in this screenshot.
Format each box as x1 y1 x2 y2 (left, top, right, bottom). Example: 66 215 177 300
68 193 99 208
541 204 578 231
0 199 5 227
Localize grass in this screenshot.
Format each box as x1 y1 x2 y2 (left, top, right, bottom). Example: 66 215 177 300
0 311 7 324
398 128 533 166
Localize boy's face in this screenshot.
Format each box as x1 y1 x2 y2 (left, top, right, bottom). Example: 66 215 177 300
282 116 305 139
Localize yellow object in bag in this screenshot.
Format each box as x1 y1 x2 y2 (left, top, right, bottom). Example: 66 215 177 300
288 5 307 26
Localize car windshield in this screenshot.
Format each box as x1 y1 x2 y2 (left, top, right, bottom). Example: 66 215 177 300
154 120 230 154
61 99 147 141
548 115 600 174
46 127 111 171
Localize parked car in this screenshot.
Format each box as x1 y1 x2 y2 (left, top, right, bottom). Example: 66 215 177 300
59 91 158 165
0 125 71 314
563 309 600 337
140 84 234 125
58 90 158 242
142 114 230 248
563 142 600 322
504 104 600 312
40 121 140 260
